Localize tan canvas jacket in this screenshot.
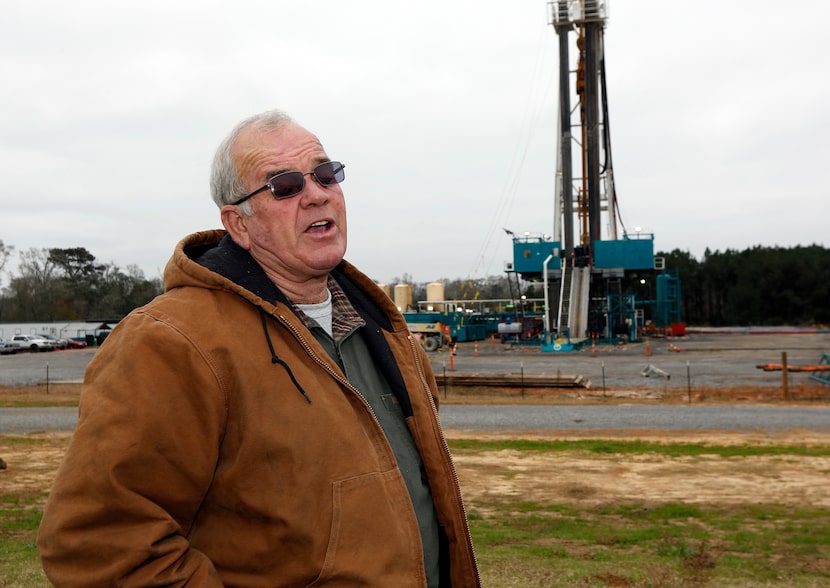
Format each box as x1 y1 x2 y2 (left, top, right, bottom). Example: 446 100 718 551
38 229 479 587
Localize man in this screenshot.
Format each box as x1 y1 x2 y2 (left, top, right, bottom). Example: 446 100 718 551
38 110 480 587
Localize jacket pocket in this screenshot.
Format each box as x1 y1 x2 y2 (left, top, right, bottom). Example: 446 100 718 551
308 469 426 587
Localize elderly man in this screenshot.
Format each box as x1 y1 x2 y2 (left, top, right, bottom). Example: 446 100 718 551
38 110 480 587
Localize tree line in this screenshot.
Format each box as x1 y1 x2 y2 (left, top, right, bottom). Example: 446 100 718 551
660 245 829 326
0 242 163 322
1 240 827 326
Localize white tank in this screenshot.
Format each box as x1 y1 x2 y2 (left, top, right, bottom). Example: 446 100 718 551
394 283 413 311
377 283 391 299
426 281 445 311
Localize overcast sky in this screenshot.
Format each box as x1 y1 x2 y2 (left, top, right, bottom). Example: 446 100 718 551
2 1 828 286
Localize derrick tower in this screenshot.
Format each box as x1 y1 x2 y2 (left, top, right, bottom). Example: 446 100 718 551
510 1 669 347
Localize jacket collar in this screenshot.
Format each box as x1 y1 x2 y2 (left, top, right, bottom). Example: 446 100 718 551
191 233 394 332
182 230 409 413
192 234 288 307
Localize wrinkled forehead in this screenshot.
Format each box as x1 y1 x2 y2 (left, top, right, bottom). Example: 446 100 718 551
233 123 326 180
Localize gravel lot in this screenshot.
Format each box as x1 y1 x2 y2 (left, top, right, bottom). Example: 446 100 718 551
0 348 95 386
429 331 830 391
1 332 828 390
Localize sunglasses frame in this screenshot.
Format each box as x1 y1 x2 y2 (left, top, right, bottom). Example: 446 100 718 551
230 161 345 206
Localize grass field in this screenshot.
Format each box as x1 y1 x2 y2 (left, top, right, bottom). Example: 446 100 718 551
2 434 830 587
451 438 830 587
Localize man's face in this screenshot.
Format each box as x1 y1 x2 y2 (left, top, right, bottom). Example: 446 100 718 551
225 122 347 285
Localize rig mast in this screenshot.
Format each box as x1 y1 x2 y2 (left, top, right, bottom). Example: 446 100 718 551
551 0 618 257
510 1 670 348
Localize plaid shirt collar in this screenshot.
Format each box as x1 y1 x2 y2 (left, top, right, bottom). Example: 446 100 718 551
293 275 365 342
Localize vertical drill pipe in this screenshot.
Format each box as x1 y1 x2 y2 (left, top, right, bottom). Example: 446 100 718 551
555 2 574 256
583 20 603 249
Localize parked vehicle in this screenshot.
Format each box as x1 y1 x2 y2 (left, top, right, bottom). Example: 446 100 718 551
65 339 88 349
0 340 21 355
38 334 68 349
11 334 57 352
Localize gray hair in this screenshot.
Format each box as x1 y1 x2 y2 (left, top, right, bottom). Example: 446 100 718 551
210 109 295 213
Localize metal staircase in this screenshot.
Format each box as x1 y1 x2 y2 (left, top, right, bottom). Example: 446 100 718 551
556 259 572 337
556 257 591 341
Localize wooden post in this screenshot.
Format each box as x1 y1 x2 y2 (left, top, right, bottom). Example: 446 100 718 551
601 361 606 397
782 352 790 400
686 360 692 404
520 362 525 399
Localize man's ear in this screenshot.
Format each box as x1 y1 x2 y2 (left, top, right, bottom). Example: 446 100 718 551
220 205 252 250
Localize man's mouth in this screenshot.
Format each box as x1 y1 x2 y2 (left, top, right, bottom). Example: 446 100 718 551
307 220 332 233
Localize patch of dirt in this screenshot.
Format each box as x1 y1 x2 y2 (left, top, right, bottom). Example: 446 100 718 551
0 384 81 407
3 428 830 518
446 429 830 510
0 433 70 498
437 384 830 405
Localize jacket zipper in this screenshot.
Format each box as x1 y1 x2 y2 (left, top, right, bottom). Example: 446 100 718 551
407 335 482 585
278 312 479 584
275 314 388 447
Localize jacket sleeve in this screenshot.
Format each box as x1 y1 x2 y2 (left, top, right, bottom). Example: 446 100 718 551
38 312 228 587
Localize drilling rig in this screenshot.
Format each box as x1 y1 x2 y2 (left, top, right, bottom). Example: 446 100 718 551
509 1 681 350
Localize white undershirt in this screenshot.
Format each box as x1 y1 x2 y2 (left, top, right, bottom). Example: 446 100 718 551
296 289 333 337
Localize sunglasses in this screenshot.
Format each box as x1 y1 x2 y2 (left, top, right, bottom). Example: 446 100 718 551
230 161 345 206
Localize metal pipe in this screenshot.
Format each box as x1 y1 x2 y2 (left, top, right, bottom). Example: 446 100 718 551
543 253 555 344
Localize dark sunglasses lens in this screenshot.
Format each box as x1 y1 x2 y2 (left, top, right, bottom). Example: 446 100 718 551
314 161 345 185
269 172 305 198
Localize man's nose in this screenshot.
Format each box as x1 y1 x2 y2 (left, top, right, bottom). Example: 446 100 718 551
300 174 332 206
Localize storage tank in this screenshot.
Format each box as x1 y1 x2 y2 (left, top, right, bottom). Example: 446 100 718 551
426 281 445 311
394 283 413 311
377 283 391 299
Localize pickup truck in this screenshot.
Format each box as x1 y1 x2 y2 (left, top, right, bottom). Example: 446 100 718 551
11 334 57 352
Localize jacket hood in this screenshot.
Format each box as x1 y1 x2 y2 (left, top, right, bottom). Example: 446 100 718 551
163 229 404 332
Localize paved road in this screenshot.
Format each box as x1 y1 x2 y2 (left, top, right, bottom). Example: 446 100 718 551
439 404 830 432
3 404 829 435
0 407 79 434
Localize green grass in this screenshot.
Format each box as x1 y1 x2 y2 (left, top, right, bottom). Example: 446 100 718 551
451 438 830 585
449 437 830 458
3 436 830 587
0 500 48 587
468 500 830 586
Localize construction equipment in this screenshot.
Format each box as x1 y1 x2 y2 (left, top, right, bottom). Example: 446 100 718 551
406 321 446 352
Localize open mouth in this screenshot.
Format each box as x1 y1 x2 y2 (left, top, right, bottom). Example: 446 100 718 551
306 220 332 233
